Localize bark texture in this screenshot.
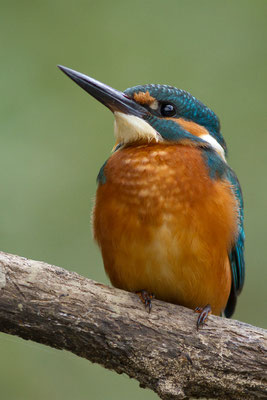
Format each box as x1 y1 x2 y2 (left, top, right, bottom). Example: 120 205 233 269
0 250 266 399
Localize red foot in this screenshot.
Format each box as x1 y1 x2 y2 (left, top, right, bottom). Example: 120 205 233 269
136 290 155 313
195 304 212 330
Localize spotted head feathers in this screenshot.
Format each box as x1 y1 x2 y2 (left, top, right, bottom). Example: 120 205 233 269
124 84 226 154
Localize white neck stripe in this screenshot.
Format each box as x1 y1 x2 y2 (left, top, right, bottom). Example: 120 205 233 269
200 133 226 162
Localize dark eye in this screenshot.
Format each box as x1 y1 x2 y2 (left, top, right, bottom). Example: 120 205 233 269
160 103 176 117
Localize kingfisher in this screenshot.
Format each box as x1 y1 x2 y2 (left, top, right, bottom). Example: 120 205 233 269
58 65 245 328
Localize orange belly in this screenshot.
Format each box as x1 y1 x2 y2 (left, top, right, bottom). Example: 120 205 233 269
93 143 238 315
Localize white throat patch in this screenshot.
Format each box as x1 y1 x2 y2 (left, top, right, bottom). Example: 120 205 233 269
114 112 161 144
113 112 227 162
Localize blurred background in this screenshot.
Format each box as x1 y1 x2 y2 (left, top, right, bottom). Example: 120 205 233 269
1 0 266 399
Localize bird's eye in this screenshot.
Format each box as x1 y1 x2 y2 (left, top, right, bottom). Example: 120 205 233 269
160 103 176 117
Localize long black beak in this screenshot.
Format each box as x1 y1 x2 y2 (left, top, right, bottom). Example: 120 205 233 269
58 65 147 118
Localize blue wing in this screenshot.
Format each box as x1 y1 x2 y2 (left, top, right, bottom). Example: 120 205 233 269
225 167 245 318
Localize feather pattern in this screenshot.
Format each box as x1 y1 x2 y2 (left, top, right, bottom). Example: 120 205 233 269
124 84 226 152
225 168 245 317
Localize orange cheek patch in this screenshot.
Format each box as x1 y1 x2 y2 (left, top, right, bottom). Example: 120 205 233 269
167 117 209 137
133 91 156 105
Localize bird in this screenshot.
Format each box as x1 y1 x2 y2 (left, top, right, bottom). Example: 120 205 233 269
58 65 245 328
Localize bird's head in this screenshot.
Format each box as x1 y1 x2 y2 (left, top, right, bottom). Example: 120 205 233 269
58 66 226 161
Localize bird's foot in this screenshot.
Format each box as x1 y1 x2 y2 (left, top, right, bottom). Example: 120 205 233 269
136 290 155 313
194 304 212 330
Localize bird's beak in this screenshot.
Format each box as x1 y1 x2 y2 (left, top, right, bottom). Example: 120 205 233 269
58 65 147 119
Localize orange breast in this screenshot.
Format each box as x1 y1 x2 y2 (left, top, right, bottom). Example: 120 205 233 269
93 143 238 315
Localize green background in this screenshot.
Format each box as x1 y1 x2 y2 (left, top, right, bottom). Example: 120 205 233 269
1 1 266 399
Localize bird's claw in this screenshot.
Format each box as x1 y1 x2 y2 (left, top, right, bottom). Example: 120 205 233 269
195 304 212 330
136 290 155 313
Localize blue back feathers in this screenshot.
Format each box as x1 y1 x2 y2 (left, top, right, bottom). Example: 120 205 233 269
97 160 108 184
224 168 245 317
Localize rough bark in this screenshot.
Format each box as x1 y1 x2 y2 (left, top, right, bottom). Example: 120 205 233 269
0 250 266 399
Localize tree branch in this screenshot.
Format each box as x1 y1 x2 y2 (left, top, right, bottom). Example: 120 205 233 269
0 251 266 399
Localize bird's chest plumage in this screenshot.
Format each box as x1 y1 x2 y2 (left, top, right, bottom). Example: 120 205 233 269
93 143 238 314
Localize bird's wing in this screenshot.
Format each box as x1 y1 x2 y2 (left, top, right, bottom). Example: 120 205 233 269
224 167 245 317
